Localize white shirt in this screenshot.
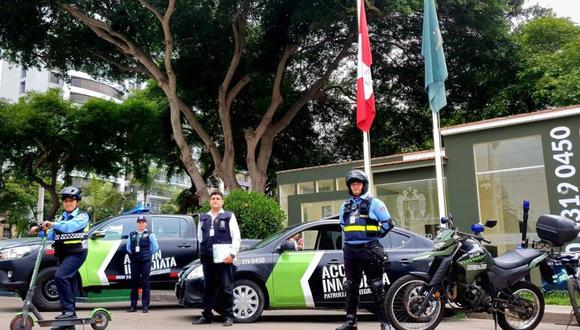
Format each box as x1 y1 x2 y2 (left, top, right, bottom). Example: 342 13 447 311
197 209 241 256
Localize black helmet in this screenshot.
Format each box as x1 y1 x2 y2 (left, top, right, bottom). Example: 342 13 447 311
345 170 368 196
136 215 148 222
60 186 82 201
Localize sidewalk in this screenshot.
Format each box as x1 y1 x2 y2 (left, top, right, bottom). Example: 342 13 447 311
467 305 578 326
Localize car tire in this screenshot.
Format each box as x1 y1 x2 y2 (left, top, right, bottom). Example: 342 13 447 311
215 279 265 323
32 267 60 311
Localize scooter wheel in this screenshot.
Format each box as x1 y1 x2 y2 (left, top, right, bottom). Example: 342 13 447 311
9 315 33 330
91 310 109 330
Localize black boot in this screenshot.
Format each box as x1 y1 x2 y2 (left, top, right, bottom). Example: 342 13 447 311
380 322 391 330
336 315 358 330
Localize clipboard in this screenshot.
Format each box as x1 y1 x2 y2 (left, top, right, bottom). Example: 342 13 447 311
212 244 232 263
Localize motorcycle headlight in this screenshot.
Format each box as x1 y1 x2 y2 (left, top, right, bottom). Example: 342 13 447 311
434 241 447 250
185 265 204 280
0 246 38 260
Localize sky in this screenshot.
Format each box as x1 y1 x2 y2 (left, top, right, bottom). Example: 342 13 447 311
524 0 580 23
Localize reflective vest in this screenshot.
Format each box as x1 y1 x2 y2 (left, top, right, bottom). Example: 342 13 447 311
129 231 152 260
200 211 232 257
53 212 89 256
342 197 381 243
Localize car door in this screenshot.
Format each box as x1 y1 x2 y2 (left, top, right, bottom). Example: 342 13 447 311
149 216 196 283
268 223 343 308
80 216 136 288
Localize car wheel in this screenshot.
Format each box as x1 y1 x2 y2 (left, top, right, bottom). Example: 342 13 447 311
232 279 265 323
32 267 60 311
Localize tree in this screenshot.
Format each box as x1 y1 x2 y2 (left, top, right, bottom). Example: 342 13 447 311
81 176 133 222
0 178 38 237
483 16 580 116
0 90 172 219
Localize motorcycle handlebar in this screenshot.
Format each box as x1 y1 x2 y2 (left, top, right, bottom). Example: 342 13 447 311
457 230 491 244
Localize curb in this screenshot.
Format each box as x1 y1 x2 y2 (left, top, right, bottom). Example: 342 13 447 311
466 306 577 325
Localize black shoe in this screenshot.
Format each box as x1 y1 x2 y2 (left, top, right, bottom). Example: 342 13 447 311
223 317 234 327
380 322 391 330
142 307 149 313
336 321 358 330
192 316 212 325
55 312 77 319
127 306 137 313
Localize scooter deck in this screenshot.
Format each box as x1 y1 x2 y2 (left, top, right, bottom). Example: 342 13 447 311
36 317 96 327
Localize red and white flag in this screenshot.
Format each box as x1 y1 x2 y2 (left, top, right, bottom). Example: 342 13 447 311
356 0 375 132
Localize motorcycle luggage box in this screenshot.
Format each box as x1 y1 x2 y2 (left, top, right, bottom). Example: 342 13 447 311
536 214 579 246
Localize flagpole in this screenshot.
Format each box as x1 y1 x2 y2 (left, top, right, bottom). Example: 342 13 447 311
363 131 374 196
432 110 446 219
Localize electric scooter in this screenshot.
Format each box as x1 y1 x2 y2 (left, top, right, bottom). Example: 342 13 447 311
10 231 111 330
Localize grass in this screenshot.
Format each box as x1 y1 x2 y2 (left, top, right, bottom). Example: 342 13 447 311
544 290 572 306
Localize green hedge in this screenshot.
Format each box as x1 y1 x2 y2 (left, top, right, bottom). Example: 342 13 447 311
198 190 285 239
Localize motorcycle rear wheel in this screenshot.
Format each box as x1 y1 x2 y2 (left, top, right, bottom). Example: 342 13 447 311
567 276 580 326
497 281 544 330
385 274 444 330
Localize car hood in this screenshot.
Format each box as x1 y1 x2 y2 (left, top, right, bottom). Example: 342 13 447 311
0 237 43 249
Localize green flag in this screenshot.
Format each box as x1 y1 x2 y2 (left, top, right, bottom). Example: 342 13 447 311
422 0 448 113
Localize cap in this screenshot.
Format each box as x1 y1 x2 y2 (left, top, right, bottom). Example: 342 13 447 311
136 215 148 222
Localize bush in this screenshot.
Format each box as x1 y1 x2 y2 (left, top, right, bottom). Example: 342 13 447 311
198 190 285 239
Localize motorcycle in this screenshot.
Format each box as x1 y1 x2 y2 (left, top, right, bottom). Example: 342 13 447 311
385 216 549 330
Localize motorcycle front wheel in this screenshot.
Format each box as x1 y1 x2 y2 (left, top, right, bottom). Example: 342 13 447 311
497 281 544 330
385 274 444 330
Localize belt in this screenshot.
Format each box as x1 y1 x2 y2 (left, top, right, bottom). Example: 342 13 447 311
344 240 380 248
343 225 380 232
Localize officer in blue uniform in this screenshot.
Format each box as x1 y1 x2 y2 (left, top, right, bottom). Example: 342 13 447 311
336 170 393 330
30 186 90 321
126 215 159 313
193 191 241 327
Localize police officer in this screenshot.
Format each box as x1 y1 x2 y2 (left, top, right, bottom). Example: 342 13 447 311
336 170 393 330
126 215 159 313
192 191 241 327
30 186 90 320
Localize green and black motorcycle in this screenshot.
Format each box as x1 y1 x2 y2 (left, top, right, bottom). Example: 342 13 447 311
385 216 550 330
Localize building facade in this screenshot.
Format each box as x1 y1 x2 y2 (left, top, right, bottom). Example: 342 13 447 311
277 105 580 253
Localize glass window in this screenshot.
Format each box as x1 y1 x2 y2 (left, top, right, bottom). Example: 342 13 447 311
297 181 315 194
474 135 549 254
20 69 27 79
19 81 26 94
384 231 410 249
152 217 180 238
97 217 136 240
316 179 334 192
278 183 295 217
284 225 342 251
69 93 92 104
49 72 62 85
336 178 347 191
376 179 441 239
301 200 344 222
71 77 122 99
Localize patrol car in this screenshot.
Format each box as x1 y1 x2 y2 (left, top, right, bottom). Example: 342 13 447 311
175 217 433 322
0 213 199 310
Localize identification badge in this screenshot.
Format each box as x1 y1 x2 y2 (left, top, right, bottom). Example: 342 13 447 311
135 245 140 253
350 215 356 224
210 228 215 237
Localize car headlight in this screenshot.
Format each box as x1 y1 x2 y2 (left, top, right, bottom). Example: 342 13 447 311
0 246 38 260
186 265 204 280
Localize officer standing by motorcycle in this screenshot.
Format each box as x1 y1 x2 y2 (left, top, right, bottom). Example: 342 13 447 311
30 186 90 320
336 170 393 330
126 215 159 313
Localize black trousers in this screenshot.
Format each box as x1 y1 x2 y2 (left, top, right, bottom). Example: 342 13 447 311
130 257 152 308
343 240 386 319
201 255 234 319
55 250 87 314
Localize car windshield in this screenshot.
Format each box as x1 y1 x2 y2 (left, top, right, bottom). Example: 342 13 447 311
249 222 304 250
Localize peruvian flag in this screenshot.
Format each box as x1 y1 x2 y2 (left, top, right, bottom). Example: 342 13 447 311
356 0 375 132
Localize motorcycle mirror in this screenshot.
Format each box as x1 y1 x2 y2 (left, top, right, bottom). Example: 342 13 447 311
485 219 497 228
471 223 485 233
440 217 447 224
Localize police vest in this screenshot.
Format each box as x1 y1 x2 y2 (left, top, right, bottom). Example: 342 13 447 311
200 211 233 257
52 212 89 257
342 197 381 243
129 231 152 260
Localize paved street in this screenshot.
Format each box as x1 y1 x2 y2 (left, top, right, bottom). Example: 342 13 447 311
0 296 576 330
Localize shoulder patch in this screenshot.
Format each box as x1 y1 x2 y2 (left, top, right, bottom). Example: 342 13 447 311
76 213 89 221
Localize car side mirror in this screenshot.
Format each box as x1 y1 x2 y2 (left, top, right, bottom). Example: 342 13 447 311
485 219 497 228
278 241 295 254
91 231 106 240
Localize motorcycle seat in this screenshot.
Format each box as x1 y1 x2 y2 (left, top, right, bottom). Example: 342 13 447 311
493 249 544 269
